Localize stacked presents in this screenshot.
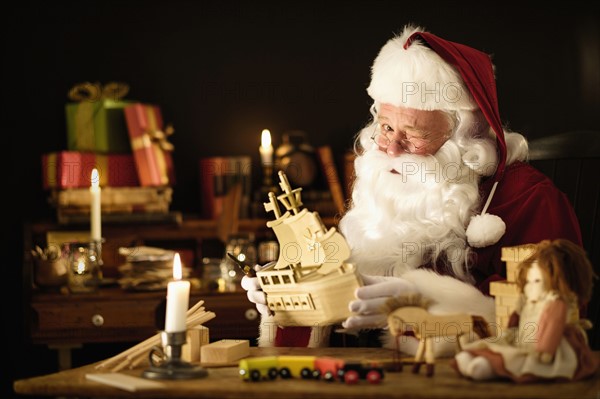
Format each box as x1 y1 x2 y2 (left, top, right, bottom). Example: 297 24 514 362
43 82 177 223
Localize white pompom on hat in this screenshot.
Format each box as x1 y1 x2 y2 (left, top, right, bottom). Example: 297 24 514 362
368 25 508 247
465 181 506 248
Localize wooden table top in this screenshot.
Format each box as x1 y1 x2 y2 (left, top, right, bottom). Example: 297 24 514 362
14 347 600 399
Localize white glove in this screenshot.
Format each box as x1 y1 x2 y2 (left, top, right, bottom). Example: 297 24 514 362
240 263 272 316
342 274 417 330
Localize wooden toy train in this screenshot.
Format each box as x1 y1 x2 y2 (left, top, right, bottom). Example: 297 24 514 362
239 355 384 384
256 171 363 326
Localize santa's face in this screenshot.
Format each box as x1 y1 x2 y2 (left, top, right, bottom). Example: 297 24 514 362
339 109 481 279
524 262 545 302
375 104 452 158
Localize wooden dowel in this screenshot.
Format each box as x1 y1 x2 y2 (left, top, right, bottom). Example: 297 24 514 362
96 336 157 370
186 300 205 316
96 308 215 371
111 357 134 372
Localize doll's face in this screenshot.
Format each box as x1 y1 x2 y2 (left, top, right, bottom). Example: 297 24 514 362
524 262 545 302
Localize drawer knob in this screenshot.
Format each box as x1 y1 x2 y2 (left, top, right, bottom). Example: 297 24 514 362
92 314 104 326
245 308 258 321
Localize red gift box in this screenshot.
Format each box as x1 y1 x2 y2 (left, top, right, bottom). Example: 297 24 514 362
42 151 139 189
124 103 175 187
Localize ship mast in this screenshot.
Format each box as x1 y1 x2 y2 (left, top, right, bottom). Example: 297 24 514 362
276 171 303 215
263 191 282 219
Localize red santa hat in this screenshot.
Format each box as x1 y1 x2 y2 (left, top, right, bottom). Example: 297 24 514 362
367 26 507 248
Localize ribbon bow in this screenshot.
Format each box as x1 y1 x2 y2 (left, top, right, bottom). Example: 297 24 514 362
146 124 175 152
68 81 129 102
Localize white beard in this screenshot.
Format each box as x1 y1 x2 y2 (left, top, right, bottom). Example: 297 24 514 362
339 138 484 281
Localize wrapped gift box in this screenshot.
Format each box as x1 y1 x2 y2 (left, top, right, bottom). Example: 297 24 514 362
124 103 175 187
66 99 132 153
42 151 139 189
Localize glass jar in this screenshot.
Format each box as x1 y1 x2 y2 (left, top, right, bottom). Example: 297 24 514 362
201 257 224 292
65 241 101 293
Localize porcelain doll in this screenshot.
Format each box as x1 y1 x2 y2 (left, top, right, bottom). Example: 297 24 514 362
454 239 598 382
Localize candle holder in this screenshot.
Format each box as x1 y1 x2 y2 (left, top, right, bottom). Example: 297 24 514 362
142 331 208 380
253 165 278 219
262 162 274 188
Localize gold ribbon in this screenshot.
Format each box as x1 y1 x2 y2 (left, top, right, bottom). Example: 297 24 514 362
68 81 129 102
128 105 174 185
145 107 172 185
67 82 130 151
146 124 175 152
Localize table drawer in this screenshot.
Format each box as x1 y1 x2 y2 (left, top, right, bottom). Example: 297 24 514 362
32 299 160 332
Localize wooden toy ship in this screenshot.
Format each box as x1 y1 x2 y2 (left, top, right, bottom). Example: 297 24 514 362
257 171 362 326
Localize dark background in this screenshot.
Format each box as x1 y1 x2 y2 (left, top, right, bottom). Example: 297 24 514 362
4 1 599 397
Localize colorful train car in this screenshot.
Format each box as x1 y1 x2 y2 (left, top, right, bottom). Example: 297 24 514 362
238 356 279 381
239 355 384 384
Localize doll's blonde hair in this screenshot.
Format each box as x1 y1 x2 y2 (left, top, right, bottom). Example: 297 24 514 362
516 239 596 306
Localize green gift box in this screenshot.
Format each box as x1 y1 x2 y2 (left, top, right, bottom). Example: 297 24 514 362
66 99 132 153
65 82 135 154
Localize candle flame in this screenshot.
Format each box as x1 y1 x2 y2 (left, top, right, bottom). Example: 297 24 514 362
77 259 86 274
91 168 99 188
173 253 182 280
261 129 271 148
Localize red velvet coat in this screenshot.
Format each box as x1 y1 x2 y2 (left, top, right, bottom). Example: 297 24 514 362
472 161 582 295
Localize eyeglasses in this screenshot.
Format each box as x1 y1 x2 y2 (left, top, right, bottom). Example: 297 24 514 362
370 125 450 154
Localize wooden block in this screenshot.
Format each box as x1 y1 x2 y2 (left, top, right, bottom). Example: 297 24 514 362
505 261 518 282
496 316 509 331
182 325 209 363
494 305 511 330
498 295 518 307
491 280 520 331
200 339 250 364
494 304 509 316
501 244 537 263
502 244 536 282
489 281 518 297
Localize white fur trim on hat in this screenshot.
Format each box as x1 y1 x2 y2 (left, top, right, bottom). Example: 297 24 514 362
367 25 477 111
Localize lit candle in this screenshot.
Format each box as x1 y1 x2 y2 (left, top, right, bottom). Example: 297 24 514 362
259 129 273 165
90 168 101 242
165 253 190 332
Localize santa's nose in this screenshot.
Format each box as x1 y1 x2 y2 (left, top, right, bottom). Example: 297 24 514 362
385 140 407 157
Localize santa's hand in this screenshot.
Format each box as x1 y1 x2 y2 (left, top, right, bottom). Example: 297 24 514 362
342 274 417 330
240 263 272 316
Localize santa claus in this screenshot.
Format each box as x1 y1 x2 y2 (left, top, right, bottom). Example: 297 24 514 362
242 25 582 353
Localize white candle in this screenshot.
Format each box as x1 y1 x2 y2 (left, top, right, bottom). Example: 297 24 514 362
259 129 273 165
90 168 101 241
165 253 190 332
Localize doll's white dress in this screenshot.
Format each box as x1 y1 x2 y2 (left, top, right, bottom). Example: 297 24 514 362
461 292 597 382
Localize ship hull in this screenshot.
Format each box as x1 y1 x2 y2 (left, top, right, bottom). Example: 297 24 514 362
257 263 362 326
